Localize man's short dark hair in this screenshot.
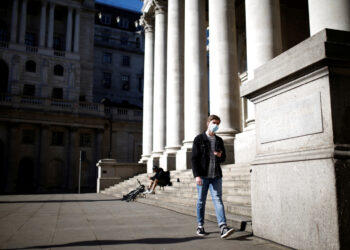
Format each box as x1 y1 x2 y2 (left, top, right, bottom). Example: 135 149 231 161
207 114 221 124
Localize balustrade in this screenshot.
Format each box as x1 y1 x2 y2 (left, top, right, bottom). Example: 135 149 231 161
0 94 142 121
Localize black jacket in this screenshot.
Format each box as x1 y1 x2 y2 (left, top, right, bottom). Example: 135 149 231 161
191 132 226 178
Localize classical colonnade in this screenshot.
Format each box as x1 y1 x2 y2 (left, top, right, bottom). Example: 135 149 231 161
139 0 350 172
10 0 80 52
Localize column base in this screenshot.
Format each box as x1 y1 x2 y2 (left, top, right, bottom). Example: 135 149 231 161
138 154 151 164
146 152 162 173
216 131 237 164
234 126 256 164
176 142 192 171
160 147 180 171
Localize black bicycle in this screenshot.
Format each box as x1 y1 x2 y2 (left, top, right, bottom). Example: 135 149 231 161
122 179 145 202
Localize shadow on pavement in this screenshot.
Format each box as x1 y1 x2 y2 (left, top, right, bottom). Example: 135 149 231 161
4 237 203 249
0 199 122 204
228 233 254 241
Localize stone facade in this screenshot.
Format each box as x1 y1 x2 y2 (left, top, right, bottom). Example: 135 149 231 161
93 3 144 108
140 0 350 249
0 0 144 194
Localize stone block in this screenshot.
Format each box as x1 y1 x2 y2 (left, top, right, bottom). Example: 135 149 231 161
241 29 350 250
234 127 256 164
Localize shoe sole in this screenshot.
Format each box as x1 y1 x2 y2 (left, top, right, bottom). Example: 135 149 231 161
221 228 235 239
196 233 206 237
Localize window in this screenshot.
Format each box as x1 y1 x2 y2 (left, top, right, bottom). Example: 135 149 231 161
25 32 35 46
102 52 112 64
53 36 63 50
122 55 130 67
103 72 112 88
22 129 35 145
121 75 130 91
23 84 35 96
100 13 111 25
52 88 63 99
54 64 64 76
25 60 36 72
118 17 129 29
80 133 91 147
51 131 64 146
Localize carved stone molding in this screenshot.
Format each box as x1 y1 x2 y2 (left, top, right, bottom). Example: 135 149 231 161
140 14 155 33
153 0 167 15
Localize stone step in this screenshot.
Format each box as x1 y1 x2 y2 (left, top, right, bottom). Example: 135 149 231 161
143 191 251 217
172 174 251 183
172 180 250 189
160 186 251 199
137 196 252 232
165 185 251 196
101 163 253 229
154 189 251 206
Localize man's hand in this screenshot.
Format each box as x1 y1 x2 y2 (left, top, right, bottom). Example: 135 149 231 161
214 151 222 158
196 176 202 186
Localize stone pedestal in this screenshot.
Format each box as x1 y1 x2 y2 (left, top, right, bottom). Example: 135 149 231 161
176 142 192 171
241 29 350 250
159 148 177 171
234 127 256 164
147 153 161 173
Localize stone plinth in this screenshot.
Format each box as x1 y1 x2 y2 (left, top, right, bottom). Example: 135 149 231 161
96 159 146 192
241 29 350 250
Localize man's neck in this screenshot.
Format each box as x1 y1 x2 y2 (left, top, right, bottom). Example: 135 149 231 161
206 130 215 137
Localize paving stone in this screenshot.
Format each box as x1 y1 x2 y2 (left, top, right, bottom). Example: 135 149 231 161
0 194 290 250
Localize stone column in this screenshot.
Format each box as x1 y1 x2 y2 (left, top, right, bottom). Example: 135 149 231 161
10 0 19 43
19 0 28 44
47 2 55 49
39 1 47 47
161 0 184 171
245 0 282 124
151 0 167 171
177 0 208 170
246 0 282 80
308 0 350 35
235 0 282 163
139 14 155 166
73 9 80 53
208 0 240 163
66 7 73 52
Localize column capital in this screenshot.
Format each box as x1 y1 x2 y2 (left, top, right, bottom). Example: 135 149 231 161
140 14 154 33
153 0 167 15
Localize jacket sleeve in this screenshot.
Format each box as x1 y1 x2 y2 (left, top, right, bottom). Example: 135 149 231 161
191 136 201 177
218 137 226 163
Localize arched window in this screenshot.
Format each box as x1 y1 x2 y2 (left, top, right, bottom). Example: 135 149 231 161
54 64 64 76
25 60 36 72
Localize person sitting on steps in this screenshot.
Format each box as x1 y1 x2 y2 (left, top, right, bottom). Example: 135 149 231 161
144 166 165 194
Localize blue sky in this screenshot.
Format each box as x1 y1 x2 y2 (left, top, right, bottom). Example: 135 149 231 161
96 0 143 12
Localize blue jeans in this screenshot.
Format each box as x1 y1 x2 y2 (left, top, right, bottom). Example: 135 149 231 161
196 177 226 227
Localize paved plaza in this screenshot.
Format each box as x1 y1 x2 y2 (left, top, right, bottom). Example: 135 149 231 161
0 193 290 250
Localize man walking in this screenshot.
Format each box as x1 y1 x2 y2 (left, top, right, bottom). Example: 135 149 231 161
191 114 235 239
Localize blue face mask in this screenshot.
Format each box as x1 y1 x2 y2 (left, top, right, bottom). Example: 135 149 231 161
209 123 219 133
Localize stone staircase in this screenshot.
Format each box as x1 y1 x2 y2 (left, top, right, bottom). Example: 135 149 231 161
101 163 252 232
